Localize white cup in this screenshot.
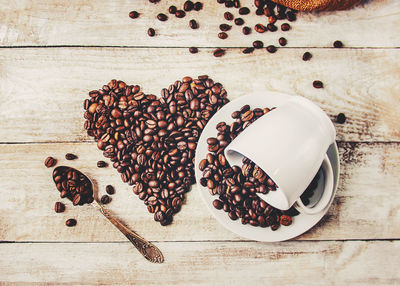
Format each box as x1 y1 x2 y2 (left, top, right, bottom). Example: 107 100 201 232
224 96 336 214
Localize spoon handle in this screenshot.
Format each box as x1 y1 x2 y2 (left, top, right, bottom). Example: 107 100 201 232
92 202 164 263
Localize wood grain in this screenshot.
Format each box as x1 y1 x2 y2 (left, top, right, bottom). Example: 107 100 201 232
0 0 399 48
0 48 399 143
0 241 398 285
1 142 399 242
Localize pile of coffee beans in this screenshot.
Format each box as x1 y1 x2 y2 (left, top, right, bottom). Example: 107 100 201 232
83 75 229 225
53 166 94 205
199 104 320 230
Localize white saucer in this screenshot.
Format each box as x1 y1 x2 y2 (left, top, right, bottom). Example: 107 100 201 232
194 92 340 242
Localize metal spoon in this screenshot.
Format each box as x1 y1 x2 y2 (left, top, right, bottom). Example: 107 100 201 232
53 166 164 263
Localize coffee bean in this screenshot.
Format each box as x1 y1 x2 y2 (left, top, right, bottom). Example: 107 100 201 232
313 80 324 89
157 13 168 21
175 10 186 18
281 23 290 31
240 104 250 113
234 18 244 26
302 52 312 61
253 40 263 49
213 199 223 210
169 5 177 14
66 218 77 227
218 32 228 39
55 202 65 213
184 0 194 11
267 23 277 32
106 185 115 195
147 28 155 37
65 153 77 160
336 113 346 124
254 24 266 33
278 37 287 46
286 11 296 22
189 47 199 54
266 45 277 53
194 2 203 11
280 215 292 226
189 19 199 29
97 161 108 168
213 48 225 57
242 26 251 35
238 7 250 15
225 1 234 8
44 156 57 168
268 15 277 24
129 11 139 19
334 40 343 48
224 12 233 21
101 195 112 204
219 24 232 32
242 47 254 54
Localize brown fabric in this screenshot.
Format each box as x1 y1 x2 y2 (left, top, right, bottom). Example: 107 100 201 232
271 0 362 11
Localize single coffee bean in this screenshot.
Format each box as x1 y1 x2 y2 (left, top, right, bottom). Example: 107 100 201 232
280 215 292 226
175 10 186 18
238 7 250 15
101 194 112 204
157 13 168 21
268 15 277 24
242 47 254 54
147 28 155 37
336 113 346 124
266 45 277 53
281 23 290 31
193 2 203 11
213 48 225 57
184 0 194 11
234 18 244 26
313 80 324 89
55 202 65 213
169 5 177 14
189 19 199 29
242 26 251 35
256 8 264 15
219 24 232 32
224 12 233 21
233 0 240 8
278 37 287 46
44 156 57 168
267 23 277 32
189 47 199 54
225 0 234 8
97 160 108 168
334 40 343 48
213 199 223 210
253 40 263 49
106 185 115 195
65 153 77 160
254 24 266 33
66 218 77 227
129 11 139 19
218 32 228 39
286 11 296 22
302 52 312 61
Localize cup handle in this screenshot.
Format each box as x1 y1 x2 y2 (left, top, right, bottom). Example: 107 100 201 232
294 155 334 215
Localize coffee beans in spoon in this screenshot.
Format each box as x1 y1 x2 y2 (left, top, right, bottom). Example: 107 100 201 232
84 76 229 225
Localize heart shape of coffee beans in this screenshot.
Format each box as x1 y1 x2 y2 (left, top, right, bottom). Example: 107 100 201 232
83 75 229 225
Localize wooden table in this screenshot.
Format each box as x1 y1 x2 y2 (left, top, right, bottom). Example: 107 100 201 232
1 0 399 285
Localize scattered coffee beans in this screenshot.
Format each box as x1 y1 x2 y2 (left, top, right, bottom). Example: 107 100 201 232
106 185 115 195
253 40 264 49
157 13 168 22
129 11 139 19
302 52 312 61
336 113 346 124
194 2 203 11
168 6 177 14
44 156 57 168
184 0 194 11
278 37 287 46
53 167 94 205
266 45 277 53
189 19 199 29
175 10 186 18
55 202 65 213
219 24 232 32
313 80 324 89
218 32 228 39
101 195 112 205
242 47 254 54
189 47 199 53
97 161 108 168
84 76 229 225
334 40 343 48
213 48 225 57
224 12 233 21
242 26 251 35
238 7 250 15
234 18 244 26
65 153 77 160
255 24 266 33
147 28 155 37
281 23 290 31
66 218 77 227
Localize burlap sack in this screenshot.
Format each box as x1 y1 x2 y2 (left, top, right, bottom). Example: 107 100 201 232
271 0 362 11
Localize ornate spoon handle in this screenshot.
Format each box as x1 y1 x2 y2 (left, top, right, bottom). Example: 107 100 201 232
91 202 164 263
